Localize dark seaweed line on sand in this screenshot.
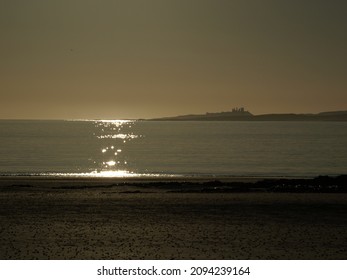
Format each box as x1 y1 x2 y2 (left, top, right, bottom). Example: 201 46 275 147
166 175 347 193
4 175 346 193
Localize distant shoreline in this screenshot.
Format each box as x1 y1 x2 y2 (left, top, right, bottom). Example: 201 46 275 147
1 174 346 193
147 110 347 121
1 110 347 122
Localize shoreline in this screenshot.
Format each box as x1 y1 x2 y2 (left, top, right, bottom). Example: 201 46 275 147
0 174 346 193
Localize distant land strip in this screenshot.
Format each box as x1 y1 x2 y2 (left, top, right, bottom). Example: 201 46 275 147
147 109 347 121
2 175 347 193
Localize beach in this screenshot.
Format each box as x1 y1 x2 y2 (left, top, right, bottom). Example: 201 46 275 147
0 177 346 260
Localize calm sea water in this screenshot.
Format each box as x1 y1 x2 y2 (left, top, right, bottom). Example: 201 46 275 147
0 120 346 178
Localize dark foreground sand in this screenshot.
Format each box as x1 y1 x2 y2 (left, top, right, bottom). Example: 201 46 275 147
0 177 346 259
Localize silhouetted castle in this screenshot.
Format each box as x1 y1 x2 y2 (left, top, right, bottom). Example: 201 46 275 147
205 107 252 116
232 107 245 113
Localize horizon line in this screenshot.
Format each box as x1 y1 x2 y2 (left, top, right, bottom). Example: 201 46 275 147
0 109 347 121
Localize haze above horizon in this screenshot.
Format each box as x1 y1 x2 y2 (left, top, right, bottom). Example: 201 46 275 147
1 0 346 119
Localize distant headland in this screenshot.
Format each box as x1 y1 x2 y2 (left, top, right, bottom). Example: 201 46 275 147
148 108 347 121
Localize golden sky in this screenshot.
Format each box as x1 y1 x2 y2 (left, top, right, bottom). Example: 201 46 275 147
1 0 346 119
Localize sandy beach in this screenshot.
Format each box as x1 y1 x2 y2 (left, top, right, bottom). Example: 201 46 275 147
0 177 346 260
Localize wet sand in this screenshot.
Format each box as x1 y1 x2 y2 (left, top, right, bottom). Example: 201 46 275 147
0 177 346 259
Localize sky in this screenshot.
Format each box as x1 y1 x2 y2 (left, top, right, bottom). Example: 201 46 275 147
1 0 346 119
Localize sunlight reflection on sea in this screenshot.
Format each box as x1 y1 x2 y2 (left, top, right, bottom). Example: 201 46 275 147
0 120 347 178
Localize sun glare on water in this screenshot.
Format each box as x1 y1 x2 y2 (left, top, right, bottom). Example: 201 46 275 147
47 170 173 178
88 170 139 177
49 120 177 178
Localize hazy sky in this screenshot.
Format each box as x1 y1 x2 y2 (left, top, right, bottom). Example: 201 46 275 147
1 0 346 119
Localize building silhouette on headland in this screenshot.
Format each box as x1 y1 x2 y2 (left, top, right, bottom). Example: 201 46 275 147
232 107 245 113
149 108 347 121
206 107 253 116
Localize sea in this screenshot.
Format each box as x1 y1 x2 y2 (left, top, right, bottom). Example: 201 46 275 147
0 120 346 178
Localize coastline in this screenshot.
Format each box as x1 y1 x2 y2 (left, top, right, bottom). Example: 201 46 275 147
147 110 347 122
0 174 346 192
